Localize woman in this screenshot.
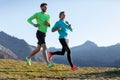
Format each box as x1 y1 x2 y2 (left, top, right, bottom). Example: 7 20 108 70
49 11 77 70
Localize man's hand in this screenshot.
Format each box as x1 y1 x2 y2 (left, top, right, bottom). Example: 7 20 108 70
34 24 39 27
45 21 50 27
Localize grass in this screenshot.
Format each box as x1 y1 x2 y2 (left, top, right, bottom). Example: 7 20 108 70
0 59 120 80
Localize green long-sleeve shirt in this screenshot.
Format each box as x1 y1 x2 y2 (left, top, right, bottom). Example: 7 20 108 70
27 12 50 33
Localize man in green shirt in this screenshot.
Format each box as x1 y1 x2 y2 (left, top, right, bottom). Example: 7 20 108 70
25 3 53 67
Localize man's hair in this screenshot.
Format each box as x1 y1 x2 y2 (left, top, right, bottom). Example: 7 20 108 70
40 3 47 7
59 11 65 18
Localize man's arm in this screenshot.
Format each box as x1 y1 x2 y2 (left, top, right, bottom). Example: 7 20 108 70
27 13 39 27
44 15 50 27
45 20 50 27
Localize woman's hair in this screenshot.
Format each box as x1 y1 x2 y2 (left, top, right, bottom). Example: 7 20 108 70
59 11 65 18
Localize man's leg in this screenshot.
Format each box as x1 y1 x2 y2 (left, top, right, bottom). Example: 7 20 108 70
41 44 49 64
41 44 53 67
26 44 41 65
27 44 41 59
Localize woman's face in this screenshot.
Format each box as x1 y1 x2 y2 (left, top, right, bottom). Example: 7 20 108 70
60 13 66 20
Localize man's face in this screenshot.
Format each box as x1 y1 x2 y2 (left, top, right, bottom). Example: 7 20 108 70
41 5 47 12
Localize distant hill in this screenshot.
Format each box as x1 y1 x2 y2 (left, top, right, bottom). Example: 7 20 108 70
1 31 120 67
0 44 17 59
48 41 120 67
0 31 32 59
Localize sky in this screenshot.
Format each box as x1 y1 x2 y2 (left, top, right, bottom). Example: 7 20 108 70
0 0 120 48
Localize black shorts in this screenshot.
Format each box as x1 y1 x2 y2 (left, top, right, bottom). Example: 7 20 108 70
36 30 46 45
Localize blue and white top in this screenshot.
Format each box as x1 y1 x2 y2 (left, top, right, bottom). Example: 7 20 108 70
52 19 72 39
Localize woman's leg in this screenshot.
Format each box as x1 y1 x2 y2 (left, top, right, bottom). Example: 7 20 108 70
51 39 73 67
63 39 73 67
51 39 66 55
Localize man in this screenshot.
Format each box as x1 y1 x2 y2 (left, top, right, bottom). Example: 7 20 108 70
26 3 53 67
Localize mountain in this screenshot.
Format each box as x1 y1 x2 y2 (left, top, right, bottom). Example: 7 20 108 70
48 41 120 67
1 31 120 67
0 31 32 59
72 42 120 67
0 44 17 59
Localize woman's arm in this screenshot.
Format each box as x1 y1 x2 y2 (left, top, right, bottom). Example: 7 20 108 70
52 27 61 32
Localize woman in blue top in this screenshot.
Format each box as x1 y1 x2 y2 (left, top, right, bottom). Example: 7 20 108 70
49 11 77 70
